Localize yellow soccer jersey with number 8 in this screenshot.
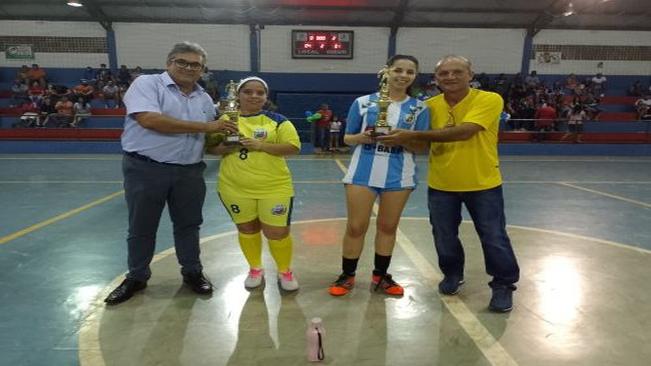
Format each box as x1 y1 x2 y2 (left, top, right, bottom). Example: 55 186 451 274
217 110 301 198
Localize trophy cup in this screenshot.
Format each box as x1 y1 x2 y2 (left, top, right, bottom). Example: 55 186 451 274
223 80 241 145
371 66 392 137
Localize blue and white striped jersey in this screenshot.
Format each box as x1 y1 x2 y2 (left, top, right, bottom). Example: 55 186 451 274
343 93 430 189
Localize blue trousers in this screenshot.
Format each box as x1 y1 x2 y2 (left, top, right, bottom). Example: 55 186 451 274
122 153 206 281
427 185 519 286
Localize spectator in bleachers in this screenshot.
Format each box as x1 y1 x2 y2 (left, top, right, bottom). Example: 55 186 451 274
96 63 114 90
525 70 540 88
16 65 30 84
39 96 57 127
116 64 131 87
469 75 481 89
130 66 144 82
13 100 40 128
565 73 578 92
582 93 601 120
51 95 74 127
72 79 95 102
27 81 45 104
635 94 651 120
492 73 510 97
590 72 607 97
10 79 29 107
533 102 557 142
72 97 92 127
627 81 643 97
101 80 121 108
476 72 490 90
199 66 218 100
45 83 71 103
26 64 47 86
314 103 333 153
82 66 97 85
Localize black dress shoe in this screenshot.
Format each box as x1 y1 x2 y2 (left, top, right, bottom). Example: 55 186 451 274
183 272 213 294
104 278 147 305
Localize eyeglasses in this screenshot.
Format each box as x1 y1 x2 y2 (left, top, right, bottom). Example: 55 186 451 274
172 59 204 71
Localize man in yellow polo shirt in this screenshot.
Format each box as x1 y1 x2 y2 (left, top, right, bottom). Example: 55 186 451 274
377 55 519 312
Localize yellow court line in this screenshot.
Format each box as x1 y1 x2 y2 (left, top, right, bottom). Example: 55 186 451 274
0 190 124 245
334 157 518 366
558 182 651 208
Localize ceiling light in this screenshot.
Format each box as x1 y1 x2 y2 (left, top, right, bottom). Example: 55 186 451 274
562 2 575 17
67 0 83 7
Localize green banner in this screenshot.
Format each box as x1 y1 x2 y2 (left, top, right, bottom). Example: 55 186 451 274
6 44 34 60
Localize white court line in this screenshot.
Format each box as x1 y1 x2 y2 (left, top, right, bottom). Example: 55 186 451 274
335 158 518 366
558 182 651 208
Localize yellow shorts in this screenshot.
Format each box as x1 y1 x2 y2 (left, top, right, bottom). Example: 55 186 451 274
218 193 293 227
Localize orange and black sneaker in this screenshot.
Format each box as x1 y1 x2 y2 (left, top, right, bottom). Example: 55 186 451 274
371 273 404 296
328 273 355 296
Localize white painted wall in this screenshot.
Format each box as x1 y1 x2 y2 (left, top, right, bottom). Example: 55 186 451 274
113 23 250 71
1 20 650 75
0 20 105 37
0 20 107 67
531 30 651 75
397 28 526 74
261 25 389 73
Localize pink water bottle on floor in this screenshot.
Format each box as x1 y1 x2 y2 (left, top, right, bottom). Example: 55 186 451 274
306 317 325 362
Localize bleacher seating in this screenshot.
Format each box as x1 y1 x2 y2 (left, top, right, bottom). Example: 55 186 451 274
1 67 649 154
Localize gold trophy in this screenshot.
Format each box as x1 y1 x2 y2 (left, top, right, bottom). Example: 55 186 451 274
371 66 392 136
223 80 241 145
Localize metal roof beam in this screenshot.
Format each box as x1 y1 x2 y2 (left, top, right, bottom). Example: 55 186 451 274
83 0 113 30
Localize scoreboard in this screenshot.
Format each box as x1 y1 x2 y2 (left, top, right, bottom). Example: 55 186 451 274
291 30 354 59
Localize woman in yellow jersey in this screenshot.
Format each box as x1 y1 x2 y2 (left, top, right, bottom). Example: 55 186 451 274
206 76 301 291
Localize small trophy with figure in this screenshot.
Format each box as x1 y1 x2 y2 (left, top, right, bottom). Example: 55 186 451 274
223 80 241 145
371 66 392 136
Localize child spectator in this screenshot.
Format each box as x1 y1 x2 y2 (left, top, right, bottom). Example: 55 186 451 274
329 116 343 152
72 97 92 127
563 104 587 143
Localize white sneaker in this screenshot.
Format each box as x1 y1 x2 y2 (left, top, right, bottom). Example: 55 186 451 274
244 268 264 289
278 270 299 291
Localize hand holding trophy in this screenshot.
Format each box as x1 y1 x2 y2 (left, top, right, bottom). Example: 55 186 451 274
223 80 241 145
371 65 392 137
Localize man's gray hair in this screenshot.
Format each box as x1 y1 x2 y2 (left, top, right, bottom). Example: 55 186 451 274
167 41 207 64
435 55 472 72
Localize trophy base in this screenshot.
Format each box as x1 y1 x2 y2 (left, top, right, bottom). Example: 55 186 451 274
224 135 241 146
370 126 391 137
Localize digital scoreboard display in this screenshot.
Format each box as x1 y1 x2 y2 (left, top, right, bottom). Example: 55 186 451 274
291 30 354 59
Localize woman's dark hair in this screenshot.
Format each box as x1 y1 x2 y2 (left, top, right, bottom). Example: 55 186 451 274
386 54 419 70
385 54 420 96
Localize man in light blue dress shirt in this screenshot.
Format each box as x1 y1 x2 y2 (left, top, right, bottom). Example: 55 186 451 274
105 41 238 305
